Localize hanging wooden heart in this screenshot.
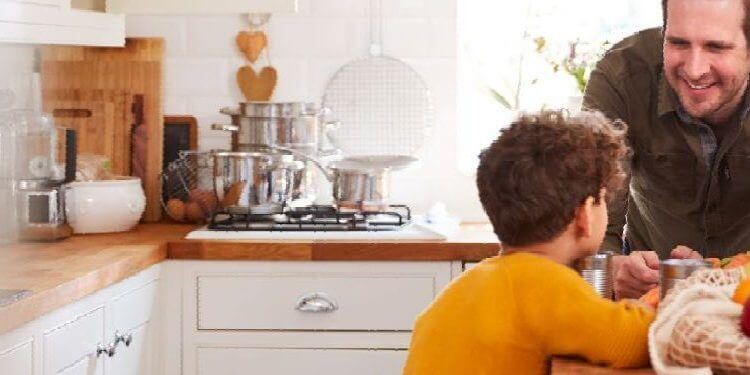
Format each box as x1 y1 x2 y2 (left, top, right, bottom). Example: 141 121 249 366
235 31 268 63
237 65 277 101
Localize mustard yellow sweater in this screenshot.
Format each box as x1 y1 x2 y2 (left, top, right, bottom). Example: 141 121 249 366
403 252 654 375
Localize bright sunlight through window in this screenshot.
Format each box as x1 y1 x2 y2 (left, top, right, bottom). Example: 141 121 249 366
456 0 662 173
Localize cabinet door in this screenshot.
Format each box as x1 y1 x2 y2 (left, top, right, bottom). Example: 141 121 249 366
43 307 105 375
197 347 407 375
106 279 159 375
107 323 151 375
0 340 33 375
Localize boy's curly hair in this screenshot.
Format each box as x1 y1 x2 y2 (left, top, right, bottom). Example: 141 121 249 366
476 110 629 247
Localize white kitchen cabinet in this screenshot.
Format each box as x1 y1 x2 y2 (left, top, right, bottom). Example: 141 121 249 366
0 0 124 46
197 347 407 375
0 338 33 375
0 264 161 375
43 306 105 375
172 260 454 375
106 0 297 15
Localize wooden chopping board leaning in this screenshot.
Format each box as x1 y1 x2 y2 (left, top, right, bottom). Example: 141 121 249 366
41 38 164 222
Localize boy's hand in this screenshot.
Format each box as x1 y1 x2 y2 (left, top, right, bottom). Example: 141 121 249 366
613 251 660 300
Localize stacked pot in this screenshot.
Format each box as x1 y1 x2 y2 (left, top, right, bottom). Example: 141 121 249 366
212 102 337 214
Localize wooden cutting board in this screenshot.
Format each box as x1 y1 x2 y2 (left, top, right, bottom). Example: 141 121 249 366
41 38 164 222
44 90 134 176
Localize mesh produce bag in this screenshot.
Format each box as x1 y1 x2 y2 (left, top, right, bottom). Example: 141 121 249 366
648 267 748 374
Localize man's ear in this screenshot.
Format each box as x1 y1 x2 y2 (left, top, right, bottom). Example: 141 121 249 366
574 196 595 239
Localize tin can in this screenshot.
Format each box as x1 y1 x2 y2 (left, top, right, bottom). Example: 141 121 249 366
575 252 614 299
659 259 711 299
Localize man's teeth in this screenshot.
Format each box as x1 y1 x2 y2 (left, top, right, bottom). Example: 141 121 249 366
688 82 711 90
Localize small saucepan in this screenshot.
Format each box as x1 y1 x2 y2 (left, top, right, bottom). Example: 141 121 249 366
271 146 416 211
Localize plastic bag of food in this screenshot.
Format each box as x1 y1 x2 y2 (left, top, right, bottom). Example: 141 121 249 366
76 154 114 181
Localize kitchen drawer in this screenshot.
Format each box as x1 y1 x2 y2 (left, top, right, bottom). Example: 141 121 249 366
197 347 406 375
196 266 443 331
43 306 104 375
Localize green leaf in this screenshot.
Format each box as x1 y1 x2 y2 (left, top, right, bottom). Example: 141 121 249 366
488 87 513 110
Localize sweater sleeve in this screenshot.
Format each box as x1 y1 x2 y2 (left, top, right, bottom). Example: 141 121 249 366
516 263 654 368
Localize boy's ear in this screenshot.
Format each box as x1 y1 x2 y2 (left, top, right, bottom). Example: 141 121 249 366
574 196 595 239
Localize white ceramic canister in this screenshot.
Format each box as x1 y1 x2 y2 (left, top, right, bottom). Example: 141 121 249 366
65 177 145 234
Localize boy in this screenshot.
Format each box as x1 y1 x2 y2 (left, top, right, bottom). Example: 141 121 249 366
403 110 654 374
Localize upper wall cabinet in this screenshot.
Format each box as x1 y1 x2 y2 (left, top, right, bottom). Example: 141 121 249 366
106 0 297 14
0 0 125 46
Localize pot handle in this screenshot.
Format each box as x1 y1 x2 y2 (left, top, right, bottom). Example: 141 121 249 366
319 121 342 157
269 145 334 182
211 123 239 132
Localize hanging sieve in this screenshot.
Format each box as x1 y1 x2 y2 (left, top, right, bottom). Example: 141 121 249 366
322 0 433 157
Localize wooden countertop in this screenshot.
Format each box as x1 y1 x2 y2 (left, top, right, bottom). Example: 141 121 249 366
0 223 500 335
551 358 655 374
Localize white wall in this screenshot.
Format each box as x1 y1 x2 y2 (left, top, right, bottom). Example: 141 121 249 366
0 44 37 111
126 0 487 221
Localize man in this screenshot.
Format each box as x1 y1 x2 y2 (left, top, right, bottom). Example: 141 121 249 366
583 0 750 299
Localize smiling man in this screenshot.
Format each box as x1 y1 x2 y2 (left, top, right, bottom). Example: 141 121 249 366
583 0 750 299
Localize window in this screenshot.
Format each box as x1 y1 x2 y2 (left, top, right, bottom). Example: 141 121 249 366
457 0 662 172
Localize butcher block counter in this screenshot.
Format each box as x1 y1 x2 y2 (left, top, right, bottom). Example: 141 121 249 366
0 223 499 335
0 224 655 374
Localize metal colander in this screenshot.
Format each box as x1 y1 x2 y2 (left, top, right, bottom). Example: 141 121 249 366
322 0 433 157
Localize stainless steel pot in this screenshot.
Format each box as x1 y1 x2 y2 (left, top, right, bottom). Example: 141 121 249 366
237 102 319 117
270 147 415 211
213 151 304 214
214 107 340 154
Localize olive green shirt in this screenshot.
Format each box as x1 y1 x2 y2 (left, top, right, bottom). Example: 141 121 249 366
583 27 750 259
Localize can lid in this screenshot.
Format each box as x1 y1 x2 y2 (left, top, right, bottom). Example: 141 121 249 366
574 252 612 271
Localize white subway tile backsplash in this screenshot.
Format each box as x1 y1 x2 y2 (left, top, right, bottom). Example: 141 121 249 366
381 18 432 57
382 0 455 17
197 133 231 152
163 96 188 115
121 1 488 219
308 18 359 57
267 57 310 102
187 15 247 58
267 15 314 58
186 95 235 119
126 15 188 56
164 57 231 97
429 18 456 57
306 0 368 17
308 57 351 102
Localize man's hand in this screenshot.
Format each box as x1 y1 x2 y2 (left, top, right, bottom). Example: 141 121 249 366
613 251 660 299
670 245 702 260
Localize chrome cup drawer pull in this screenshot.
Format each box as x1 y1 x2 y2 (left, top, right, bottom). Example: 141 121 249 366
294 292 338 313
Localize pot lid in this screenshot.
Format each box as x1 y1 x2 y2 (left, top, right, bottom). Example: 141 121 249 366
330 155 417 171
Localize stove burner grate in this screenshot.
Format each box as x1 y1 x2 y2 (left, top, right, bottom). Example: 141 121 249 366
208 204 411 231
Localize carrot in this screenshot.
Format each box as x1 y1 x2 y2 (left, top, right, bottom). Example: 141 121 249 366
726 253 750 269
705 258 722 268
639 287 660 309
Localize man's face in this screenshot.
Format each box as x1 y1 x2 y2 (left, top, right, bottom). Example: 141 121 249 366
663 0 750 124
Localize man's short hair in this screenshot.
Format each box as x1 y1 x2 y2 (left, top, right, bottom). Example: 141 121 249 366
476 110 629 247
662 0 750 45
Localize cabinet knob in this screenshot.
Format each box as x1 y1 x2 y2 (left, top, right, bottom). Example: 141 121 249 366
96 343 116 357
114 330 133 347
295 292 338 313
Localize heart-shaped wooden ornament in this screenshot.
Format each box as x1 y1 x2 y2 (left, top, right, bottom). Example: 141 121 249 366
237 65 277 101
235 31 267 63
